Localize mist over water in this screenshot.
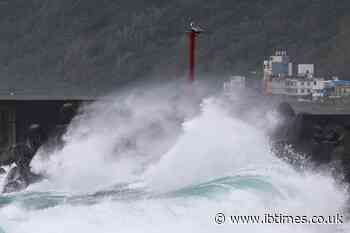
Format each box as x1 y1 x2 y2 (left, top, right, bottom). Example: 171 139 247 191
30 81 210 193
0 80 349 233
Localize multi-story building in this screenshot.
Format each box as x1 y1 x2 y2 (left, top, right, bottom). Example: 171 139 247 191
312 79 333 98
263 50 345 100
263 50 293 95
263 50 292 79
285 78 313 96
330 80 350 97
297 64 314 78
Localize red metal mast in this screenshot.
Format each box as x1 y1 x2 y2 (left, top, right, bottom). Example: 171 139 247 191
188 31 197 82
187 22 203 82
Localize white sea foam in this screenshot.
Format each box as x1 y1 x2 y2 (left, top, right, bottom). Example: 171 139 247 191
1 81 349 233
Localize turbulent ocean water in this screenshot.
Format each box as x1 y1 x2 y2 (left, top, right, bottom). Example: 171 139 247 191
0 82 349 233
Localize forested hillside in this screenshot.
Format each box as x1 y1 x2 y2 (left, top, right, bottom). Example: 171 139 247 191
0 0 350 92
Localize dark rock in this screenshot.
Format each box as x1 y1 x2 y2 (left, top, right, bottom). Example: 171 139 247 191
1 141 43 193
1 124 46 193
272 109 350 180
59 102 78 124
2 166 42 193
330 126 350 181
9 143 34 168
286 113 307 145
276 102 296 119
271 104 308 165
0 167 5 175
0 149 16 167
272 105 350 182
2 167 27 193
271 103 297 142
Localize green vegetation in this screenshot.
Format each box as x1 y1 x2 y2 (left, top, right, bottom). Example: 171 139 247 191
0 0 349 92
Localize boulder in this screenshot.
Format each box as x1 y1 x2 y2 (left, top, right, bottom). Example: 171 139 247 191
2 166 27 193
0 167 5 175
2 166 42 193
272 105 350 181
1 124 46 193
271 102 296 142
276 102 296 119
0 149 16 166
330 125 350 181
1 142 42 193
286 113 306 145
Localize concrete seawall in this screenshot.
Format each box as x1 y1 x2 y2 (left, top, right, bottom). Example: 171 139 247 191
274 102 350 181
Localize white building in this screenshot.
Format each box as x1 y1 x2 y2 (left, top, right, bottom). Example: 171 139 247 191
311 79 331 98
263 50 350 100
266 76 332 99
285 78 314 96
264 50 293 79
264 50 293 95
263 50 330 99
266 78 286 95
298 64 314 78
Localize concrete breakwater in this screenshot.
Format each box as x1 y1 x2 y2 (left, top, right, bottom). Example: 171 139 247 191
273 102 350 181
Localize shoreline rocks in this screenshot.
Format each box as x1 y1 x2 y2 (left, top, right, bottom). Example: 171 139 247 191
272 102 350 181
1 140 43 193
0 167 5 175
2 165 42 193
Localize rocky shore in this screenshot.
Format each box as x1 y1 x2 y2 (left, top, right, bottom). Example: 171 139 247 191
2 100 350 193
0 130 44 193
0 102 77 193
272 102 350 182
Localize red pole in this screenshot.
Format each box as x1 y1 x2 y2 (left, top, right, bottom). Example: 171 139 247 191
188 31 196 82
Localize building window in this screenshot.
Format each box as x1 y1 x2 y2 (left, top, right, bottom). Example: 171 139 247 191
314 81 317 85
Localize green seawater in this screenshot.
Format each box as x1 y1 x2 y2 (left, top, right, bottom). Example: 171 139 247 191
163 175 282 199
0 175 282 212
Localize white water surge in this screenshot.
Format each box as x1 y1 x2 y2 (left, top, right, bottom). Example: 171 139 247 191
0 81 349 233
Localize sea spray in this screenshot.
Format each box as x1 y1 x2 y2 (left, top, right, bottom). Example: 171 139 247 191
144 97 276 192
0 81 349 233
30 81 212 193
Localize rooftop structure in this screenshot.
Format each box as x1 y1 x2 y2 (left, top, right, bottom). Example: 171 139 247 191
329 80 350 98
298 64 314 78
264 50 292 79
262 50 343 99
